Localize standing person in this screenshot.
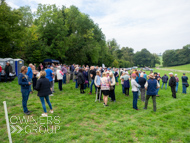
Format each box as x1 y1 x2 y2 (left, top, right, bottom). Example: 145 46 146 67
18 66 32 115
74 67 79 88
77 69 85 94
50 67 55 93
161 74 168 89
138 73 146 102
32 65 38 91
94 71 102 100
0 64 2 82
109 72 116 102
120 72 125 95
38 63 43 72
169 72 177 98
66 66 70 83
131 73 140 110
56 66 63 91
5 62 13 82
182 73 188 94
26 64 33 93
45 66 54 96
101 72 110 106
154 72 161 97
144 73 160 112
70 64 75 81
143 72 147 80
36 71 53 117
114 69 119 85
83 68 89 89
121 72 130 96
175 74 179 92
89 66 97 94
61 64 67 84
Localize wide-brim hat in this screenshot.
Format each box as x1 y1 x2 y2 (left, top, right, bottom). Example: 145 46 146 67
148 73 155 79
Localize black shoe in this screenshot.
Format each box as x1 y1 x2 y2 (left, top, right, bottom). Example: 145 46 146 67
83 91 85 93
27 110 32 113
24 112 30 115
143 107 147 110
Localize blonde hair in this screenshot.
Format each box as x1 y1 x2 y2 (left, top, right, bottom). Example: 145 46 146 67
39 71 46 79
21 66 27 73
109 72 113 78
102 72 107 77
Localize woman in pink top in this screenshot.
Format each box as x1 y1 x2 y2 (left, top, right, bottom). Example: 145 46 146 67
101 72 110 106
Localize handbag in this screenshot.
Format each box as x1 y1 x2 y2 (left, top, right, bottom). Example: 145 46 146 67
185 83 189 87
85 80 89 84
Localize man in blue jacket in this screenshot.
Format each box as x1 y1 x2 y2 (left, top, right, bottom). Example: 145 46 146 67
26 64 33 93
161 74 168 89
144 73 160 112
18 66 32 115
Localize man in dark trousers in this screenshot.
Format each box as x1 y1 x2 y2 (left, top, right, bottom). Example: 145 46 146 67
161 74 168 89
169 72 176 98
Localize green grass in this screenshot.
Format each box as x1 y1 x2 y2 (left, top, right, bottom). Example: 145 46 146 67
0 69 190 143
163 64 190 71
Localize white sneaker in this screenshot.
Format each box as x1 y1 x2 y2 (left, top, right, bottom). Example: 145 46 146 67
41 113 48 117
50 94 54 96
50 110 54 113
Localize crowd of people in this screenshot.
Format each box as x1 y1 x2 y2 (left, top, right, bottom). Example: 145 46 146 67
16 63 189 116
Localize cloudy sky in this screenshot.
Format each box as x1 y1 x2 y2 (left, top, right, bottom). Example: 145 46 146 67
7 0 190 53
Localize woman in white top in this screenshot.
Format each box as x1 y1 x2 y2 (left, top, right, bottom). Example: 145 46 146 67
56 66 63 91
101 72 110 106
131 73 140 110
94 71 102 100
109 72 116 102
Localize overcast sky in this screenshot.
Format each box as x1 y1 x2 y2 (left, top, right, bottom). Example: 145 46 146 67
7 0 190 54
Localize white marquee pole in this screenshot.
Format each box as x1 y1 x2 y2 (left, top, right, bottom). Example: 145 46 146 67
3 101 12 143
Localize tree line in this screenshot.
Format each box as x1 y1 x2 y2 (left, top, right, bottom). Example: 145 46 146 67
0 1 161 67
163 44 190 67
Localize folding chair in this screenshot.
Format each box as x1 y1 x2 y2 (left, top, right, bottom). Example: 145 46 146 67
95 88 101 102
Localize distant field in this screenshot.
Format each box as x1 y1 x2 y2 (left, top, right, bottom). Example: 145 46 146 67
164 64 190 71
156 56 162 67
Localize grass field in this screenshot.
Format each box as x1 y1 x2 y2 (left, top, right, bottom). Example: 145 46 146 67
164 64 190 71
0 69 190 143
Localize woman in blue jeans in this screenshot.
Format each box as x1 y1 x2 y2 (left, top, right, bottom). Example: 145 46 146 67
36 71 53 117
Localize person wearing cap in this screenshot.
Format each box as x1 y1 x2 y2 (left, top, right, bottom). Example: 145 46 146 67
144 73 160 112
161 74 169 90
182 73 188 94
131 73 140 110
56 66 63 91
169 72 176 98
175 74 179 92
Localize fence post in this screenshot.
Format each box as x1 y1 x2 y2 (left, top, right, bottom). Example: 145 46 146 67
3 101 12 143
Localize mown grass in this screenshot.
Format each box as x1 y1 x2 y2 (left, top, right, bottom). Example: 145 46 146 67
163 64 190 71
0 69 190 143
